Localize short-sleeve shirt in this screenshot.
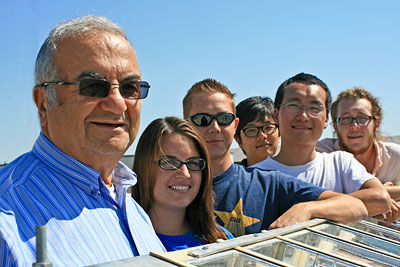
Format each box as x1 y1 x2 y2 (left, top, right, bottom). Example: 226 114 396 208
252 151 375 194
212 164 325 237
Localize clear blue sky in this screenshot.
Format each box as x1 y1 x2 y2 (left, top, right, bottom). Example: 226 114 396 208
1 0 399 163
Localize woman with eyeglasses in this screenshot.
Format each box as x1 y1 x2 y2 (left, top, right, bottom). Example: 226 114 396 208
132 116 233 251
235 96 280 167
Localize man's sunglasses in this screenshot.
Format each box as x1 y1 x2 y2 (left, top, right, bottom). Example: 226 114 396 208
185 113 236 127
40 78 150 99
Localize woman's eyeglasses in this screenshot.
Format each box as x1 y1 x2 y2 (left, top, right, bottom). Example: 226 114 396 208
185 113 236 127
158 157 206 171
241 123 278 138
40 78 150 100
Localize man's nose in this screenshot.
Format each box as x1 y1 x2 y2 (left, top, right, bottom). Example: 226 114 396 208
100 85 128 114
207 119 221 133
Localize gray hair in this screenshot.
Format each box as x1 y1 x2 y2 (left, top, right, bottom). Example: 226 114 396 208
34 15 128 109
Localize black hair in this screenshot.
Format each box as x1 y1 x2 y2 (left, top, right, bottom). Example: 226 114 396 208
235 96 275 141
274 73 332 115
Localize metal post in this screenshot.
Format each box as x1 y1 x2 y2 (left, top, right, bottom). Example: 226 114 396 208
32 225 53 267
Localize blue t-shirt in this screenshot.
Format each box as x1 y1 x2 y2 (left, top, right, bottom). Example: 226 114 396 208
213 164 326 237
157 226 234 252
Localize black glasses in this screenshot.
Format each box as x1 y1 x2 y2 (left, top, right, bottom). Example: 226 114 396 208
185 113 236 127
280 102 326 116
41 78 150 100
158 157 206 171
336 116 374 125
241 123 278 138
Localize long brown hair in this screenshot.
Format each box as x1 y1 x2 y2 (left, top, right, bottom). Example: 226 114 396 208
132 116 227 243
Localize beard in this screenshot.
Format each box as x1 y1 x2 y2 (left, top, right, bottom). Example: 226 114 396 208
337 131 375 155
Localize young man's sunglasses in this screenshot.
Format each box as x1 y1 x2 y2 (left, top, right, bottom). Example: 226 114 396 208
185 113 236 127
40 78 150 99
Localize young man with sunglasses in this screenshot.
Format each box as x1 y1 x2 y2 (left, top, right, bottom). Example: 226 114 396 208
252 73 398 223
317 87 400 200
235 96 280 167
183 78 368 237
0 16 165 266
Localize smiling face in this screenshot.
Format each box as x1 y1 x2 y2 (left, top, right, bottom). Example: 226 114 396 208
151 133 202 214
186 92 239 164
235 115 279 166
34 33 141 170
276 82 328 148
334 98 379 155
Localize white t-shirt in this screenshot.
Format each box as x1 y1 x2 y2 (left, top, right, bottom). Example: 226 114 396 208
317 138 400 185
251 151 375 194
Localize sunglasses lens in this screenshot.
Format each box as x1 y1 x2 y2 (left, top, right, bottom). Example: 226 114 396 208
191 114 212 126
216 113 235 125
121 81 150 99
79 79 109 98
120 81 140 99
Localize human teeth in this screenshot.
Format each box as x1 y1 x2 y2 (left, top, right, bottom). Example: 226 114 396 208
170 186 189 190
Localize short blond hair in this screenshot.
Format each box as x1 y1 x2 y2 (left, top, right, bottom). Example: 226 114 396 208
182 78 236 116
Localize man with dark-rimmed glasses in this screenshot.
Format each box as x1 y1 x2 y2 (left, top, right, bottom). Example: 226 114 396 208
317 87 400 201
235 96 280 167
182 78 369 237
252 73 398 224
0 15 165 266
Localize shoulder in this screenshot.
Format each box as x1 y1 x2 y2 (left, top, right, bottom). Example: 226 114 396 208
251 156 279 170
379 141 400 155
316 138 339 153
320 150 354 161
0 151 42 197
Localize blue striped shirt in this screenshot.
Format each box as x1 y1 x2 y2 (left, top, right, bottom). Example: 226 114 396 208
0 133 166 266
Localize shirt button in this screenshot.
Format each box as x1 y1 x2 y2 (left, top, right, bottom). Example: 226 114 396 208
90 187 98 196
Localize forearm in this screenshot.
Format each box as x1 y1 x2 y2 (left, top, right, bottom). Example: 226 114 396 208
269 191 367 230
349 188 391 216
310 193 368 224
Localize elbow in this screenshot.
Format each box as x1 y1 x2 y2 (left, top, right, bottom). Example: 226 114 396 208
369 188 391 215
382 189 392 212
347 198 368 224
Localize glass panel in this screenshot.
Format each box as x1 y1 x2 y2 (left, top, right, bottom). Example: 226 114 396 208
244 238 356 267
351 221 400 242
312 223 400 255
285 230 397 267
189 250 280 267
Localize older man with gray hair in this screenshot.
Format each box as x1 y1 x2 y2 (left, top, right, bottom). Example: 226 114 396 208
0 15 165 266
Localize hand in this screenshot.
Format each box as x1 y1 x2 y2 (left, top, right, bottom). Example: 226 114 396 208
269 202 312 230
384 181 394 187
374 199 400 225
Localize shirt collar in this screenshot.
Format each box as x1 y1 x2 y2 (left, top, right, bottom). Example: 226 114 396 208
32 132 136 195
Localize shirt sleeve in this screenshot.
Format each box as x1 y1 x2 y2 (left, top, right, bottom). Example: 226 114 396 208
338 152 376 193
276 172 326 214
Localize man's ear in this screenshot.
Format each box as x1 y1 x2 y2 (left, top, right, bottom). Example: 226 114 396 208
375 119 381 130
274 108 279 125
374 119 381 137
233 117 239 131
323 112 329 129
33 86 48 129
333 121 338 133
